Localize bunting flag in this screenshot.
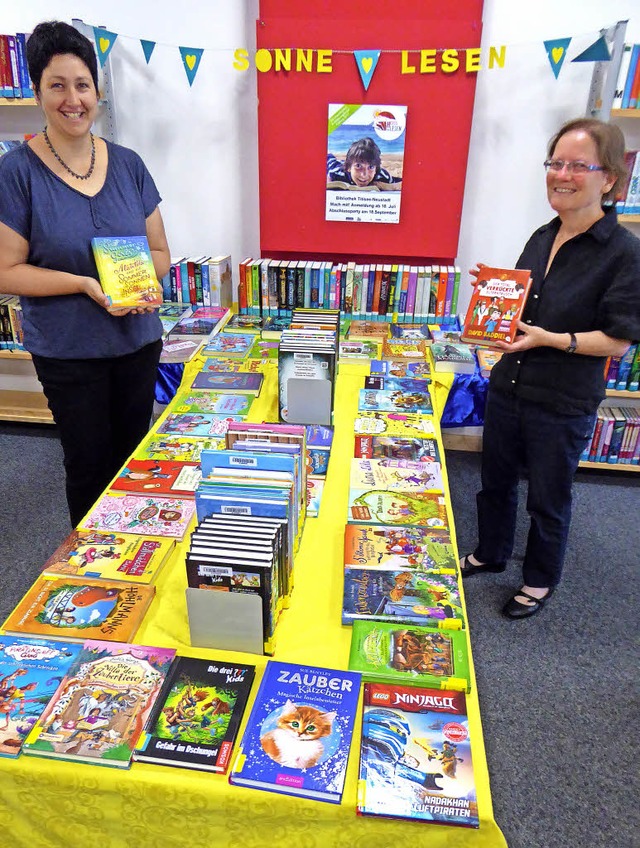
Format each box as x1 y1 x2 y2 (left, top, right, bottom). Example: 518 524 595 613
93 27 118 68
179 46 204 87
353 50 381 91
543 38 571 79
140 40 156 64
572 35 610 63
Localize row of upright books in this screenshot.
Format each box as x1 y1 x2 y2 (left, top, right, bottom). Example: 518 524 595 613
613 43 640 110
237 257 462 323
617 150 640 216
581 405 640 466
160 255 233 308
0 33 33 99
0 294 24 350
605 343 640 392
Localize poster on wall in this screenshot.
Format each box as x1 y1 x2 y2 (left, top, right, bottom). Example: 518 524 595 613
325 103 407 225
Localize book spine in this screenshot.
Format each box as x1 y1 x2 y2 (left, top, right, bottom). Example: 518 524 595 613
260 259 270 315
252 262 262 316
0 36 12 97
405 267 418 319
435 266 448 318
378 265 391 319
587 412 604 462
15 34 34 98
303 262 312 310
451 266 461 318
295 264 305 309
160 270 171 302
6 36 21 97
621 45 640 108
607 412 627 464
194 262 204 306
345 261 355 315
352 265 363 319
625 344 640 392
398 266 409 320
444 265 455 318
364 267 375 318
615 343 637 390
598 413 615 461
613 43 633 109
203 261 213 306
390 264 402 321
267 261 279 314
178 259 189 303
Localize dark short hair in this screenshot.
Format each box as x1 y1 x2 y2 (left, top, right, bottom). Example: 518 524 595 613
345 137 382 171
27 21 99 95
548 118 627 204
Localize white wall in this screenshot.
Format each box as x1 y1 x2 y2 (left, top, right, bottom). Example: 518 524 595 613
2 1 638 312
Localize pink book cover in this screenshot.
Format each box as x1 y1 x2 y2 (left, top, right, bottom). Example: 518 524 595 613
81 493 196 539
406 267 418 319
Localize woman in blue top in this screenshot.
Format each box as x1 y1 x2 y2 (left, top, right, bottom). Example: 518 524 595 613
0 22 171 525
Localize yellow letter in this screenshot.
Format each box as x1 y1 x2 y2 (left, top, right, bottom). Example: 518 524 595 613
488 45 506 69
441 49 459 73
316 50 333 72
255 49 273 73
296 49 313 72
466 48 482 73
233 48 249 71
274 49 291 72
419 49 437 74
401 51 416 74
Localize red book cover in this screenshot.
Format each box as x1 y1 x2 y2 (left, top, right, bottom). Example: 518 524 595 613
238 258 251 312
371 264 383 315
110 459 201 496
461 266 532 346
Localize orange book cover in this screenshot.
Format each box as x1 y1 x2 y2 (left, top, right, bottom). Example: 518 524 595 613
435 266 448 318
461 266 532 346
371 264 383 315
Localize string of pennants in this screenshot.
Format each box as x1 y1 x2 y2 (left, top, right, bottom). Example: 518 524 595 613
93 26 611 90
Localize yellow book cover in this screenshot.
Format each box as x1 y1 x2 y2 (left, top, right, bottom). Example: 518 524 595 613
91 235 162 310
41 530 175 584
2 575 155 643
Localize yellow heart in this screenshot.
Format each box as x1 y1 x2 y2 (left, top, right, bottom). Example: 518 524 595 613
99 37 110 53
551 47 564 64
362 57 373 74
185 54 196 71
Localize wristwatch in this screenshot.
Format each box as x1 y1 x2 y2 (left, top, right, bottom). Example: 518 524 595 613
565 333 577 354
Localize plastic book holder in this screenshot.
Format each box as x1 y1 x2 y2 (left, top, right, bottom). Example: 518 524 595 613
185 588 264 655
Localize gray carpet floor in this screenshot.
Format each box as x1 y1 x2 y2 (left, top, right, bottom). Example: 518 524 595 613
0 422 638 847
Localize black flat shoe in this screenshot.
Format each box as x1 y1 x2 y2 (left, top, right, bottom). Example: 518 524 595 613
502 587 555 620
459 554 506 578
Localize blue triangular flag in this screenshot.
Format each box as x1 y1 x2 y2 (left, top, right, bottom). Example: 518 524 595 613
140 40 156 64
572 36 610 63
353 50 381 91
543 38 571 79
93 28 118 68
179 46 204 87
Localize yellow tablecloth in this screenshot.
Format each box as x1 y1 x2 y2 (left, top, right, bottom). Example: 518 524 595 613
0 360 506 848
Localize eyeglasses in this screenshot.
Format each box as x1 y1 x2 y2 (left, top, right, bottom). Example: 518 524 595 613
543 159 605 174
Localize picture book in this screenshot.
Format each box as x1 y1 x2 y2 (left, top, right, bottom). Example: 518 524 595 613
339 339 382 361
354 434 440 464
23 640 175 768
156 413 244 439
135 655 256 773
348 489 449 530
306 475 325 517
358 683 479 827
248 338 279 361
201 333 253 359
81 493 196 539
389 323 432 340
223 314 264 334
2 576 156 644
364 376 431 393
343 568 463 628
350 457 443 494
193 358 265 374
171 307 229 336
343 524 456 572
461 266 532 346
110 460 201 497
172 389 255 417
370 359 432 379
431 342 476 374
0 635 82 757
358 389 433 416
354 411 436 440
192 369 264 395
160 336 203 364
229 660 361 803
348 321 390 342
91 236 162 311
135 435 225 463
41 529 175 583
477 348 504 378
381 338 427 360
348 621 471 691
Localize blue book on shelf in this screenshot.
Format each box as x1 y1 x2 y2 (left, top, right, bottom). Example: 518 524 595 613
229 660 361 803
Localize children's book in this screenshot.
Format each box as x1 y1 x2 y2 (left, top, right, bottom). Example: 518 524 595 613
2 576 156 643
476 348 503 378
354 411 436 440
248 338 279 361
460 266 532 346
343 568 463 628
229 660 361 803
23 640 175 768
222 314 264 334
195 358 266 374
358 389 433 416
41 529 175 583
81 493 196 539
348 489 449 530
350 457 443 494
389 323 432 340
135 435 225 463
160 336 203 364
0 635 82 757
343 523 456 572
431 342 476 374
354 434 440 464
358 683 479 827
305 475 325 517
156 413 244 439
339 339 382 361
172 389 255 417
171 307 229 336
370 359 432 379
135 656 256 773
201 333 253 359
110 459 201 497
381 339 427 360
91 236 162 311
192 369 264 395
348 621 471 691
364 376 431 392
348 321 390 342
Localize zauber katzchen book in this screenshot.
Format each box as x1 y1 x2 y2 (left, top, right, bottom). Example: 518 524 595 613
358 683 479 827
135 656 255 773
229 660 361 803
460 265 532 346
91 235 162 311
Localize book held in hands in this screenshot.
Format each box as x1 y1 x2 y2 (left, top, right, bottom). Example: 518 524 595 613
461 266 532 346
91 235 162 311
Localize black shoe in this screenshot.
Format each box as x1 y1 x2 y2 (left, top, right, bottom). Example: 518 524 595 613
502 587 555 620
459 554 506 579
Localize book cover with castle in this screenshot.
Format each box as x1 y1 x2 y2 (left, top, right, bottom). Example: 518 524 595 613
91 236 162 311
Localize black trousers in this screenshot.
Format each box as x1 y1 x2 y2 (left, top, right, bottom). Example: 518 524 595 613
32 339 162 527
474 388 596 588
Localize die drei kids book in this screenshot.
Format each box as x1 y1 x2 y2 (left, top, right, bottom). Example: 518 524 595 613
23 640 176 768
461 265 532 346
229 660 361 803
135 655 256 773
91 236 162 311
0 635 82 757
358 683 479 827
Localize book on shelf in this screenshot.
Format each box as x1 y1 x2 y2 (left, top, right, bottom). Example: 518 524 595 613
110 459 202 497
348 620 471 692
81 492 197 539
229 660 361 803
2 575 155 643
357 683 479 827
348 487 449 530
23 640 175 768
91 236 162 311
460 265 532 346
173 387 256 416
343 523 456 572
0 635 83 757
430 342 476 374
41 529 175 583
134 655 255 773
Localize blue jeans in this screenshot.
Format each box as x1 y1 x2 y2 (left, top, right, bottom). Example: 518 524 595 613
474 389 596 588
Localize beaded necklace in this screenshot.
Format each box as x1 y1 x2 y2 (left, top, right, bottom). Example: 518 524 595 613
43 128 96 180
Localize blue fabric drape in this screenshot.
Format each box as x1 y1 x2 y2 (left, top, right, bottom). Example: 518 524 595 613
441 370 489 428
155 363 184 405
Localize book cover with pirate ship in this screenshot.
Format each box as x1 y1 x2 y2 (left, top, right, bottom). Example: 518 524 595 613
460 265 532 346
91 236 162 311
